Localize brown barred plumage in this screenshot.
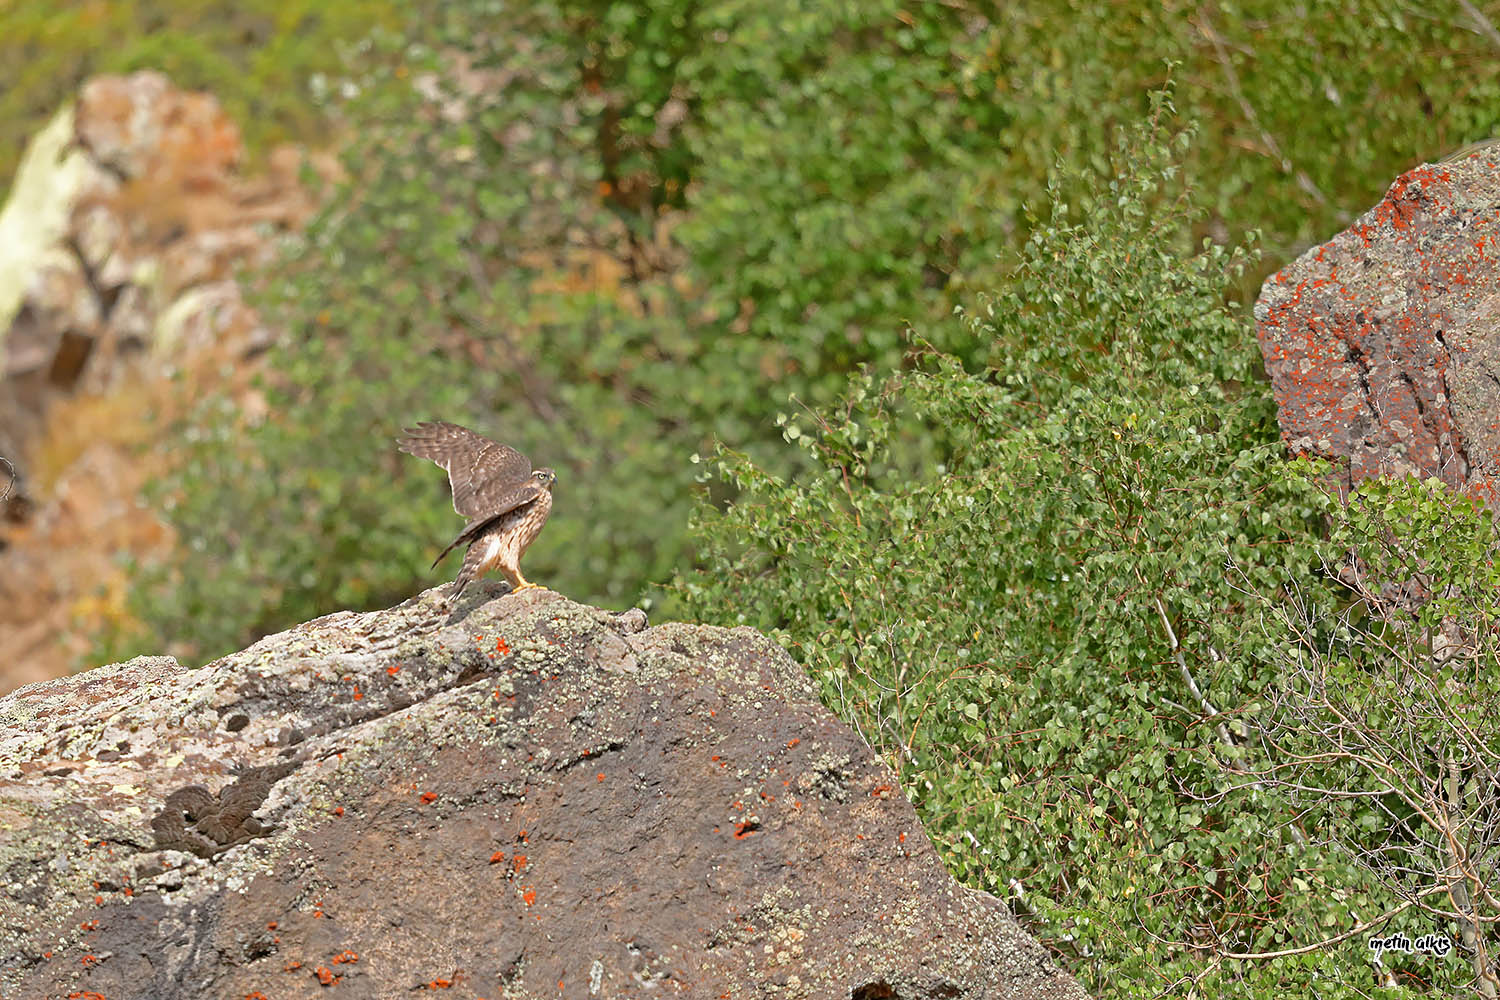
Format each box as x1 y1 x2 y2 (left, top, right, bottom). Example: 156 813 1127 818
397 421 556 597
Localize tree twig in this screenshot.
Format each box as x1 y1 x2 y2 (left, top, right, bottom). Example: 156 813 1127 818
1218 886 1446 960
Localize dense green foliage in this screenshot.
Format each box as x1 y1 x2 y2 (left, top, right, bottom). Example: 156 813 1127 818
681 111 1492 993
123 9 691 653
71 0 1500 991
113 0 1500 658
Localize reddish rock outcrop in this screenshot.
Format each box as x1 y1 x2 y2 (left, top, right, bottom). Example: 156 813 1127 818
0 586 1088 1000
1 71 322 438
0 72 333 694
1255 148 1500 502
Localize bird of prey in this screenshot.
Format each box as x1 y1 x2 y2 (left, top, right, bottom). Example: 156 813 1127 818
397 421 556 598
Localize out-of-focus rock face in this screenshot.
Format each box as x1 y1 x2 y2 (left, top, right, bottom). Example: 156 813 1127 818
0 72 334 695
0 586 1089 1000
72 70 243 183
1255 149 1500 503
1 71 324 431
5 74 281 411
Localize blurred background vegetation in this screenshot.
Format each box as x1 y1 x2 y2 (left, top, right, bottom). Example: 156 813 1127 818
11 0 1500 993
0 0 409 192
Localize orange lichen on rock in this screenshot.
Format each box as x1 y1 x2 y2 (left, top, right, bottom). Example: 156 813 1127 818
1255 150 1500 504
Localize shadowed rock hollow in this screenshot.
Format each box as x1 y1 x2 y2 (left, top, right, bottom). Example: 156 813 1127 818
0 585 1087 1000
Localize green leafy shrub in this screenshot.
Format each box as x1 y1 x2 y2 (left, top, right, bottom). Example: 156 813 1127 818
1242 472 1500 993
679 106 1418 994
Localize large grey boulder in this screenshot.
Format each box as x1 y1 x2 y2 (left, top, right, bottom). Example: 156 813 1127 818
0 585 1087 1000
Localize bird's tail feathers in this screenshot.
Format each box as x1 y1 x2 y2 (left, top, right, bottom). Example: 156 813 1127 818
431 534 465 570
430 517 488 569
449 541 487 599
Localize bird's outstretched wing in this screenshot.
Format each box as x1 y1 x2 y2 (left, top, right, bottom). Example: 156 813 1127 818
397 420 532 518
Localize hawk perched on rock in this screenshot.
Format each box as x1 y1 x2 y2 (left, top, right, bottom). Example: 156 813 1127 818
397 421 555 598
